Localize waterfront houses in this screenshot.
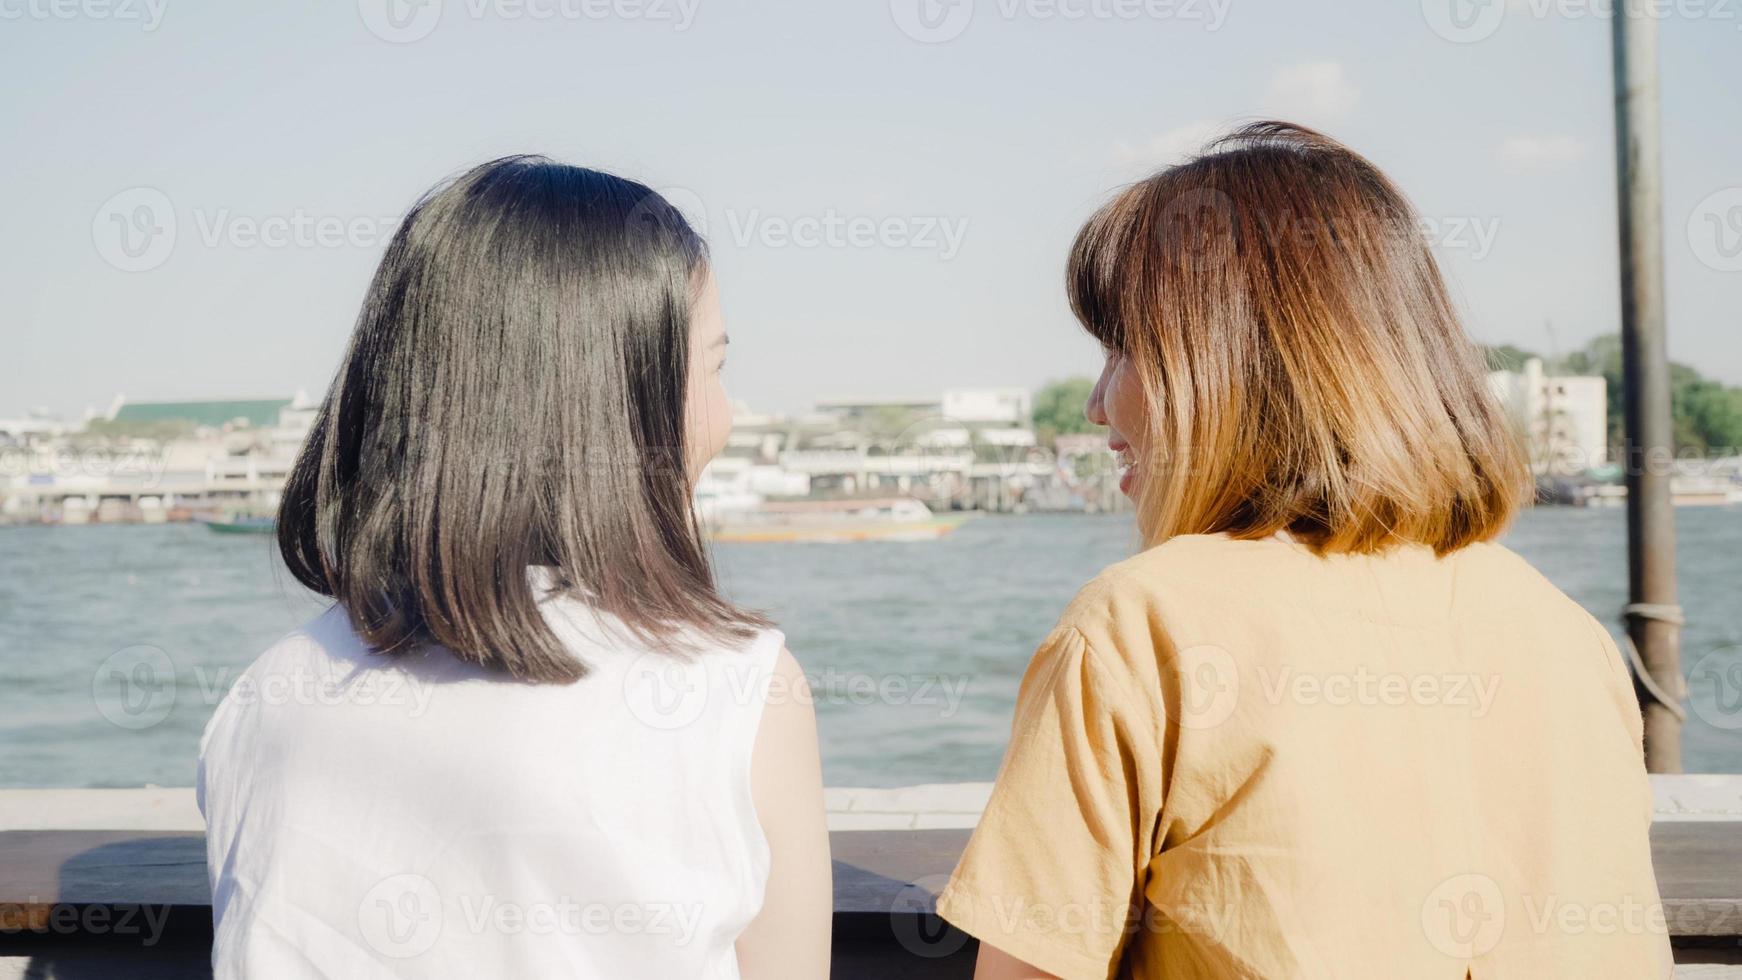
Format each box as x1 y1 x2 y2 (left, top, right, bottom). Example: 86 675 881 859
0 394 315 525
1 387 1126 526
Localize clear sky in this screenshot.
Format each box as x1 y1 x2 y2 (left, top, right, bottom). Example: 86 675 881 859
3 0 1738 421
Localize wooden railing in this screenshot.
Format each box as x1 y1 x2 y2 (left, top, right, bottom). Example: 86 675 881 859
1 824 1739 976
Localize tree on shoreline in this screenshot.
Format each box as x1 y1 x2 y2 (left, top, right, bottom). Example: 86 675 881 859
1031 378 1101 445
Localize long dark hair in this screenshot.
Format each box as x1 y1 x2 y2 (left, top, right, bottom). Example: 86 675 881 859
278 156 765 682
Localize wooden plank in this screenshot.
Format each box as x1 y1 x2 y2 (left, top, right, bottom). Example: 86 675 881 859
0 828 968 914
1653 822 1742 937
0 824 1735 938
0 830 207 908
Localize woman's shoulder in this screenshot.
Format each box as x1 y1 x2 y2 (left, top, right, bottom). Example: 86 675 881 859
1073 533 1575 609
1446 538 1572 598
242 603 369 675
1033 534 1289 690
1061 533 1305 623
1053 532 1597 655
253 602 500 681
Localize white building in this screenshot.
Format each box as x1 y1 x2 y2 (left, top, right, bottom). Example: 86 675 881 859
815 388 1034 429
941 388 1031 426
0 410 65 447
1488 358 1608 475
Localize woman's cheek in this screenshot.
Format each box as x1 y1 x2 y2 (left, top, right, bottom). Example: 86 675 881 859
1108 361 1148 444
685 375 731 479
706 380 731 458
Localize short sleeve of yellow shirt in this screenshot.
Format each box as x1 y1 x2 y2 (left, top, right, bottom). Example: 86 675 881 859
934 533 1670 980
938 623 1165 979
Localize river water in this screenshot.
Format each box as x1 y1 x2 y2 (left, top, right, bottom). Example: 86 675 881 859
1 507 1737 788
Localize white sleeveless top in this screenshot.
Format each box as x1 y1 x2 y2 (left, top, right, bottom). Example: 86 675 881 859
198 587 784 980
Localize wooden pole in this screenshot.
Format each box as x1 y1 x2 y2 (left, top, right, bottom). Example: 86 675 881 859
1612 0 1684 772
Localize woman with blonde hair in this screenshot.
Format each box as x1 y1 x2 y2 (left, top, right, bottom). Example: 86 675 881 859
937 123 1670 979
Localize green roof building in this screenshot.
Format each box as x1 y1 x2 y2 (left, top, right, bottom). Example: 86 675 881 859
110 398 291 429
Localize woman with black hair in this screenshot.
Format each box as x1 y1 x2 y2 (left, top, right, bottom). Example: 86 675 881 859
198 158 831 979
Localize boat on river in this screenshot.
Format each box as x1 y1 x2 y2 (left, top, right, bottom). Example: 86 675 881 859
201 515 276 535
707 497 970 544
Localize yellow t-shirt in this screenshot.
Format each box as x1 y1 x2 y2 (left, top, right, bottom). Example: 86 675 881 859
937 533 1672 980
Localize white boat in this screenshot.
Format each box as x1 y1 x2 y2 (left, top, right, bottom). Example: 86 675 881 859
706 497 971 543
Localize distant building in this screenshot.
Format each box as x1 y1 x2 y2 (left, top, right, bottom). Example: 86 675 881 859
771 388 1043 505
813 396 940 422
941 388 1031 427
8 384 1112 523
0 410 65 447
107 395 294 430
1488 358 1608 475
1 393 318 524
814 388 1034 428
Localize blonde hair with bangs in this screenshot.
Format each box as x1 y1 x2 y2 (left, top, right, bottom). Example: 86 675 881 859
1068 121 1532 555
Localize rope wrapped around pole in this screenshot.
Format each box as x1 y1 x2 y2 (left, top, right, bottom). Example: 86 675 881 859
1622 602 1687 723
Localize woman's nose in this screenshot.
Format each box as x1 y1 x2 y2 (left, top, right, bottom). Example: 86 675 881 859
1085 373 1109 427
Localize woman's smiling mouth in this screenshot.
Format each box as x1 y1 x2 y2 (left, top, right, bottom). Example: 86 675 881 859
1109 439 1138 496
